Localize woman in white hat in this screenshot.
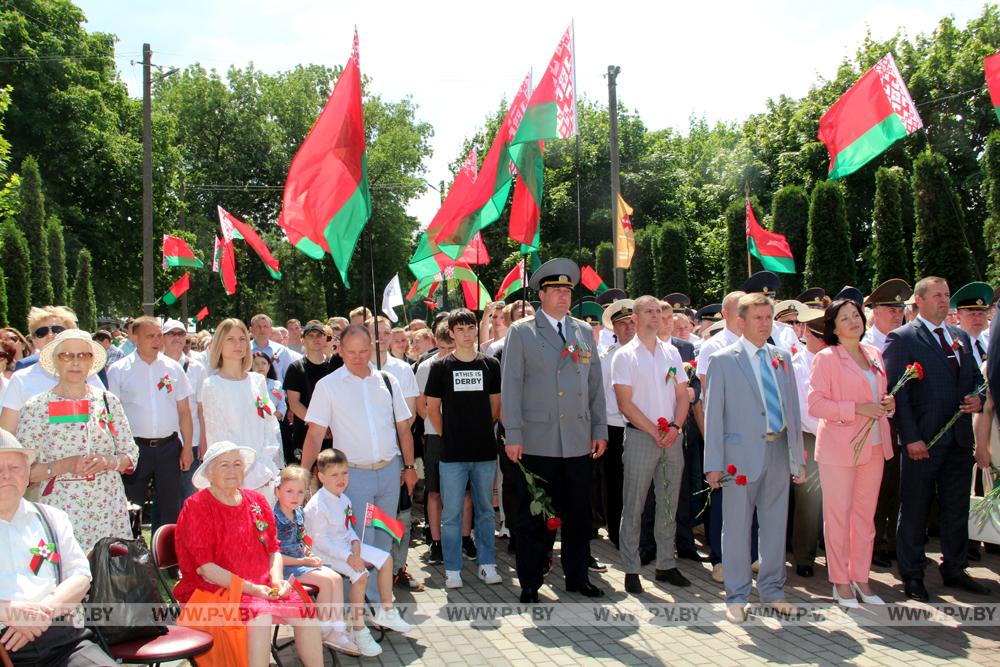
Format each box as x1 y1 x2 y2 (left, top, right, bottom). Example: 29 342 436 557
174 441 323 667
15 329 138 553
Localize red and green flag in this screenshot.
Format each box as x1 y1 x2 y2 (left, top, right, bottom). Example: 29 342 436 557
48 400 90 424
746 199 795 274
984 52 1000 123
508 26 577 248
196 306 209 322
580 266 609 294
364 503 405 543
495 260 526 301
162 273 190 306
405 278 438 303
162 235 203 269
818 53 922 180
278 30 371 287
217 206 281 279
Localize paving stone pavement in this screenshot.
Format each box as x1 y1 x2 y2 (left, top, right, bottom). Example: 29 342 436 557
267 526 1000 666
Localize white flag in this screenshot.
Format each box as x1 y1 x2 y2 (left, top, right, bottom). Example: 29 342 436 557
381 274 404 323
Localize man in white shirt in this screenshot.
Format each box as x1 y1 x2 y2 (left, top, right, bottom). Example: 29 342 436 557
301 325 417 602
161 319 208 501
367 316 418 419
0 431 113 666
613 296 691 594
862 279 911 353
250 313 302 381
107 316 193 528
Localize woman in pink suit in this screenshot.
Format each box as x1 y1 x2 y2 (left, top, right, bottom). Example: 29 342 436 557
808 299 895 608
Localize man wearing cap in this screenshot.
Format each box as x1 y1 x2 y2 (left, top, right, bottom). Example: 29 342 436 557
953 282 993 368
107 316 194 529
797 288 827 310
596 289 625 354
502 258 608 602
883 277 990 601
774 300 805 352
284 321 343 464
861 279 911 567
161 319 208 500
694 304 722 337
0 430 115 666
599 299 635 549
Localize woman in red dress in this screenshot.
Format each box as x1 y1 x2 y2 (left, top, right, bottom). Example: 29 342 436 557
175 441 323 667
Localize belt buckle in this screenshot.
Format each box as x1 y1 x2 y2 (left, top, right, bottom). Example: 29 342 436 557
766 433 777 442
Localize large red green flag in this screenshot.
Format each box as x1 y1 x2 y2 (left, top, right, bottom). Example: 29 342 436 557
162 235 203 269
985 52 1000 123
509 26 576 248
818 53 922 180
217 206 281 279
161 273 190 306
495 260 526 301
746 199 795 273
580 266 609 294
278 30 370 286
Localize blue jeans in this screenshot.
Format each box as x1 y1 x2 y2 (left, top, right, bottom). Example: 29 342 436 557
346 457 402 602
440 460 497 572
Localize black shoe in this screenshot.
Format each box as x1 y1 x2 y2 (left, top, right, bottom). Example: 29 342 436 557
566 581 605 597
904 579 930 602
519 588 539 603
462 536 477 560
507 535 517 554
588 556 608 573
655 568 691 587
871 550 892 568
796 564 814 578
639 548 656 566
967 546 982 562
428 541 443 564
542 556 553 577
624 573 643 595
986 543 1000 554
943 572 991 595
677 548 709 562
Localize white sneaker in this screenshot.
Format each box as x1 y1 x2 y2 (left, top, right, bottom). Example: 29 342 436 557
373 607 412 633
478 564 502 585
322 629 361 656
352 627 382 657
445 570 464 588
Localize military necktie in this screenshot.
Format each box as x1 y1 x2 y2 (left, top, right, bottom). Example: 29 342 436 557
557 321 566 343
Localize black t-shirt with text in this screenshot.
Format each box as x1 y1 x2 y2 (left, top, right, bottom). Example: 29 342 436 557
424 353 501 462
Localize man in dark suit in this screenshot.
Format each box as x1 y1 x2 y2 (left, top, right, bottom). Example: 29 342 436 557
883 276 991 602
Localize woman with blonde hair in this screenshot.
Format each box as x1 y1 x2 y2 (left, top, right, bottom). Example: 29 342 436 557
198 318 283 503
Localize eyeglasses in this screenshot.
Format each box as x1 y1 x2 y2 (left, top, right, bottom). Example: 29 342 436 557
33 325 66 339
56 351 94 362
164 330 187 337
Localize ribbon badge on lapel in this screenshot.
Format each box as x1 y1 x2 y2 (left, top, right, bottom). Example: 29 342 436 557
251 503 269 545
29 539 61 575
98 408 118 436
561 341 580 362
344 503 357 529
951 338 964 353
665 367 679 385
770 349 787 372
156 374 174 394
255 395 273 418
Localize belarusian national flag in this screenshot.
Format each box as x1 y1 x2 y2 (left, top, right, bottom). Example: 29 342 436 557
162 235 204 269
405 279 438 303
495 260 526 301
580 266 609 294
278 29 371 287
364 503 404 543
985 52 1000 123
218 238 237 296
745 199 795 274
408 231 490 287
818 53 922 180
196 306 209 322
48 400 89 424
162 273 190 306
217 206 282 279
212 236 222 272
615 194 635 269
509 25 576 247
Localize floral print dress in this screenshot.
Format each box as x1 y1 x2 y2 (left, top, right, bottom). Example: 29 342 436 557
16 388 139 553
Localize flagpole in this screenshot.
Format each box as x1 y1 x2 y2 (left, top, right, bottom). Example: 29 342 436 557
521 253 528 319
366 226 382 371
574 134 583 311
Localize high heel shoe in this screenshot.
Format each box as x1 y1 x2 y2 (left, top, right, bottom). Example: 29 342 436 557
850 581 885 605
833 585 859 609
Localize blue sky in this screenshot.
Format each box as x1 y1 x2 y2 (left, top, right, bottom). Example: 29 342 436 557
76 0 982 225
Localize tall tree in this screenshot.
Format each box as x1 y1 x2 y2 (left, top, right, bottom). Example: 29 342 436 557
805 181 856 294
912 150 976 286
770 185 809 295
626 227 656 297
47 216 68 304
724 201 746 292
16 156 53 305
0 223 32 332
984 131 1000 286
595 241 614 287
654 221 690 297
71 248 97 331
0 267 7 327
871 167 910 285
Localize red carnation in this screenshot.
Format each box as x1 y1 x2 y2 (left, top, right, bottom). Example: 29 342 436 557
735 475 748 486
545 516 562 531
726 464 737 475
910 362 924 380
690 360 697 368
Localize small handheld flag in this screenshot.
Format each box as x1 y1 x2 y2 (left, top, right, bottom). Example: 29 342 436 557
364 502 404 543
48 400 90 424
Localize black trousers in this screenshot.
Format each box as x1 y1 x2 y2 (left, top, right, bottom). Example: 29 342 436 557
674 422 704 552
897 442 975 581
497 442 521 538
602 425 625 547
10 626 114 667
873 421 900 553
123 436 182 529
514 453 593 591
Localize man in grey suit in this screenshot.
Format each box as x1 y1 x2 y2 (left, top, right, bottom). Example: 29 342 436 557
502 258 609 602
704 292 806 622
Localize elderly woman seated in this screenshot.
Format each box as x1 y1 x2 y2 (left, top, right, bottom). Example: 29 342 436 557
174 442 323 667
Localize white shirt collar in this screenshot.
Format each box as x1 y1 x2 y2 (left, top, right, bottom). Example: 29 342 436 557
739 336 767 358
540 309 567 335
916 314 947 333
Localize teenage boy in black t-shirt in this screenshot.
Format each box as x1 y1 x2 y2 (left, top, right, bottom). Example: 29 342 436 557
284 321 343 463
425 308 503 589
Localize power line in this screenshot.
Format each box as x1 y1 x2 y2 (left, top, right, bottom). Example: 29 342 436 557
0 53 139 64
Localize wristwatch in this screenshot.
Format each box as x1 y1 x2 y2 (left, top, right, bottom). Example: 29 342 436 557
403 464 416 471
46 463 53 478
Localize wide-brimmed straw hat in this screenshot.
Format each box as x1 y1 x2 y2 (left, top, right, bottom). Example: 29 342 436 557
0 429 37 466
192 441 257 490
38 329 106 377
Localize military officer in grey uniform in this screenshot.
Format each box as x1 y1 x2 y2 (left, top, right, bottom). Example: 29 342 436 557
502 258 609 602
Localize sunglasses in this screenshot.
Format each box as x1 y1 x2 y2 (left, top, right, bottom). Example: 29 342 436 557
56 351 94 362
34 325 66 339
164 330 187 337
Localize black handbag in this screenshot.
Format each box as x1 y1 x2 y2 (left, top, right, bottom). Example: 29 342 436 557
88 537 168 645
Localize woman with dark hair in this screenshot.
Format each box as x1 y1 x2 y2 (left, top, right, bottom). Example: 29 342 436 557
252 351 287 423
808 299 895 608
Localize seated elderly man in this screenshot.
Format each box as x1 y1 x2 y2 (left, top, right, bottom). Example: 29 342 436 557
0 430 114 666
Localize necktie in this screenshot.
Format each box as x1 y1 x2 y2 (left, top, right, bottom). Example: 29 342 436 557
975 339 986 364
557 321 566 343
755 349 784 433
934 327 960 376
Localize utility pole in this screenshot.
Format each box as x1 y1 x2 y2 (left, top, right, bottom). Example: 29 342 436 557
608 65 623 290
142 43 154 316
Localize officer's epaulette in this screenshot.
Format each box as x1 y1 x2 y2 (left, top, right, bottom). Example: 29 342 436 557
599 344 618 359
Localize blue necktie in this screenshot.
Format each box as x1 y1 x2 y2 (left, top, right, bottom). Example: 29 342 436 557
755 348 784 433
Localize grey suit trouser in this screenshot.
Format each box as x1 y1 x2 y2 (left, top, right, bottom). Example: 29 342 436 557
722 433 790 604
619 426 683 573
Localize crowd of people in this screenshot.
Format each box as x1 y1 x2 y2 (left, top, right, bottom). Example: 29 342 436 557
1 258 999 663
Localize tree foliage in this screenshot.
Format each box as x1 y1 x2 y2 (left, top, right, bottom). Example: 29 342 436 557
0 222 31 332
872 167 911 285
912 150 976 286
724 202 746 292
0 267 7 327
626 227 655 297
770 185 809 295
984 130 1000 285
805 181 856 294
654 221 690 297
16 155 53 305
71 247 96 331
47 216 67 304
